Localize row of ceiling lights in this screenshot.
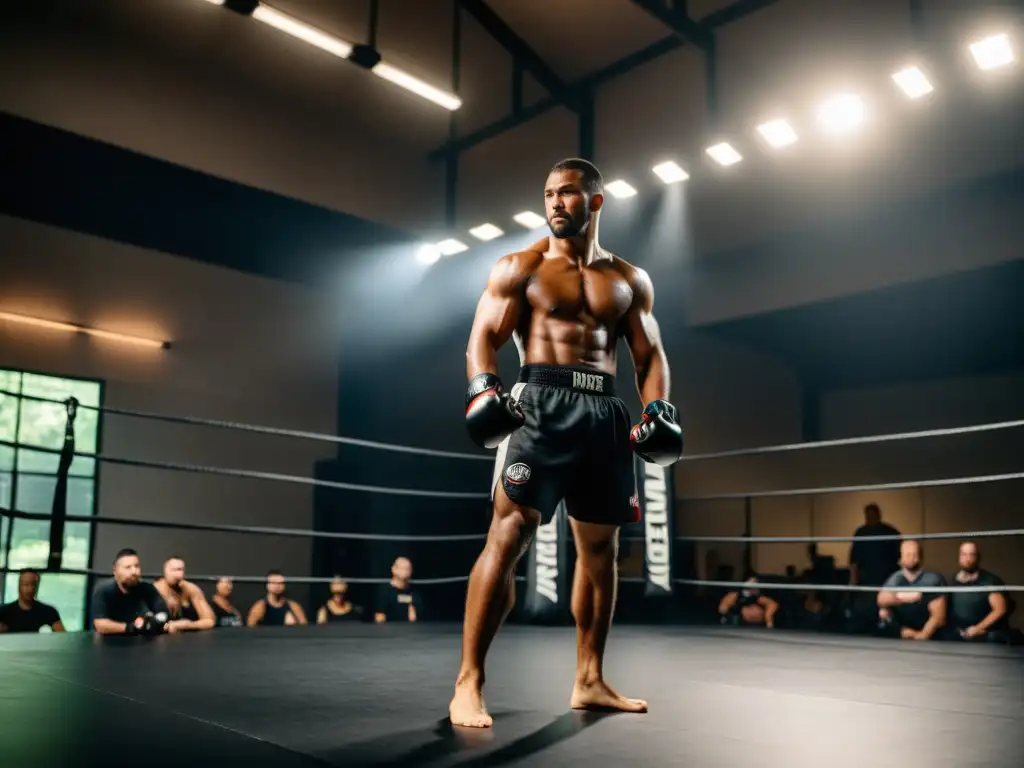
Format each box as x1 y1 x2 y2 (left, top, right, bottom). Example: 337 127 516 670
197 0 462 110
417 31 1017 265
188 2 1015 265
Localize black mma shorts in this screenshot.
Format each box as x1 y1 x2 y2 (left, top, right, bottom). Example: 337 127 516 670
491 364 639 526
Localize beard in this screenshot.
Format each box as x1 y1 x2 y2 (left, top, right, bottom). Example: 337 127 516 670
961 564 979 574
549 208 589 239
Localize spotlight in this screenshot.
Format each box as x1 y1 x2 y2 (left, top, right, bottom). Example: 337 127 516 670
513 211 546 230
416 244 441 265
469 223 503 242
705 142 742 166
969 33 1014 70
756 119 799 148
436 238 469 256
372 63 462 111
652 161 689 184
197 0 226 5
816 94 865 135
251 4 353 59
892 66 934 98
604 180 638 199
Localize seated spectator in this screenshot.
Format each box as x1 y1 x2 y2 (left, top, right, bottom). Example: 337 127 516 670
91 549 174 636
375 557 422 623
317 577 363 624
247 570 307 627
877 539 946 641
948 541 1012 643
718 576 779 628
154 556 216 632
211 577 244 628
0 569 65 633
795 590 834 632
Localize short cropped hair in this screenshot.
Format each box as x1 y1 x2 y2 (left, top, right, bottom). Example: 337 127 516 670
266 569 284 578
549 157 603 196
113 548 138 564
20 568 40 580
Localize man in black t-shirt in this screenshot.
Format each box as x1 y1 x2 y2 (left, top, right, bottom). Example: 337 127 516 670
877 539 947 640
91 548 173 636
0 569 64 633
850 504 901 587
375 557 422 623
948 541 1012 643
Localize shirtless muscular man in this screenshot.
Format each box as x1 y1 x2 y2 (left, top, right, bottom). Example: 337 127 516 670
450 157 683 727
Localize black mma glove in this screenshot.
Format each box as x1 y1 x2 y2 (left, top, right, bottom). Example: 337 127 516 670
465 373 525 449
630 399 683 467
131 612 167 636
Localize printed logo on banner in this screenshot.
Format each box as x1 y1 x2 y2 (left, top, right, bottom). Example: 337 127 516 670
534 515 560 603
642 463 672 592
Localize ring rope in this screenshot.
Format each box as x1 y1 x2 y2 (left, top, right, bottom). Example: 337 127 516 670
672 578 1023 593
680 471 1024 501
7 388 1022 465
10 567 474 586
679 419 1024 462
623 528 1024 544
2 567 1016 592
0 439 490 500
3 438 1019 502
4 507 1013 546
0 389 492 462
0 508 487 542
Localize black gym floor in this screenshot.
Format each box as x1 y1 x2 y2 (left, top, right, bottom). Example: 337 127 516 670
2 623 1021 767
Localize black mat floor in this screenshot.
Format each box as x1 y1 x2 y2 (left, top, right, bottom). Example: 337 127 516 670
2 624 1022 767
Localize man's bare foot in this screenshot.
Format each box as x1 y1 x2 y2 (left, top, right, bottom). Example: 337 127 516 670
449 682 493 728
570 679 648 713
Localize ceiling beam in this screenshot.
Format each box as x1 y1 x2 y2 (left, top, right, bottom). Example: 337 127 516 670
459 0 578 111
430 0 781 160
629 0 713 51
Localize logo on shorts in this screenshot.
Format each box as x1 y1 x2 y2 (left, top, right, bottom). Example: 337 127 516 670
629 494 641 523
572 371 604 392
505 463 531 485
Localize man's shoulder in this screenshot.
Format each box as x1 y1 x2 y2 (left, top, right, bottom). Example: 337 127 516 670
921 571 946 586
92 578 117 596
980 569 1004 586
0 601 14 617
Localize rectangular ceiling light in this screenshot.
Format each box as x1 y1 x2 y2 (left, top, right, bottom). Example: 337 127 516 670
372 62 462 111
652 161 689 184
756 119 799 148
513 211 546 230
469 223 503 241
251 4 353 59
705 142 743 166
969 33 1014 70
198 0 226 5
892 66 934 98
816 93 865 134
416 244 441 265
604 180 638 199
436 238 469 256
0 311 169 349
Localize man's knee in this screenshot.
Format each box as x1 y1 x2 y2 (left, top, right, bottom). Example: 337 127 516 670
489 492 541 555
574 523 619 565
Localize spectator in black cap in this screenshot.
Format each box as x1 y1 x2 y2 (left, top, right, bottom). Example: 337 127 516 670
0 569 64 633
91 549 173 636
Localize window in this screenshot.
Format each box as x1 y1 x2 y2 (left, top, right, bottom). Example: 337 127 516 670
0 369 101 632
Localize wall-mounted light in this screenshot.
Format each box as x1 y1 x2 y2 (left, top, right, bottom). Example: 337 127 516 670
0 311 170 350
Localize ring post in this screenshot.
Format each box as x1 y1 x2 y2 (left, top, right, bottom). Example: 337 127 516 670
47 397 78 572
